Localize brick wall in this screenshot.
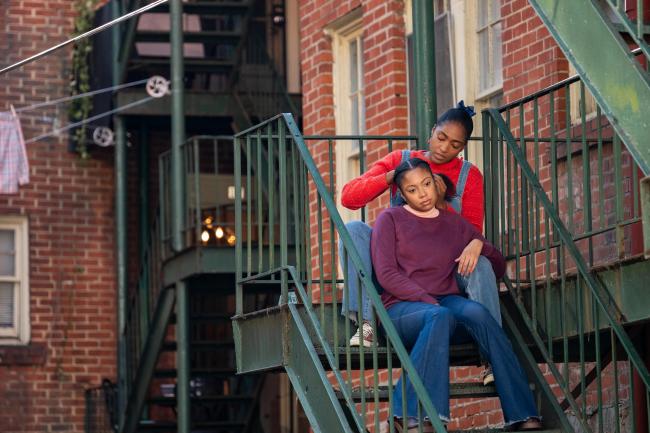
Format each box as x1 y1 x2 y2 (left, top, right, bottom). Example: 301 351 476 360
299 0 642 432
0 1 117 432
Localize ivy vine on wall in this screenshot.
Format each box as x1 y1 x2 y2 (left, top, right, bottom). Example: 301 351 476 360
69 0 99 159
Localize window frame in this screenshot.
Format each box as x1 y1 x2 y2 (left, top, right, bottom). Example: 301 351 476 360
328 13 365 223
0 216 30 345
476 0 503 99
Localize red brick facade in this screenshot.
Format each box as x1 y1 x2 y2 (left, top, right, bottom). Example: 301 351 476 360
0 1 117 432
299 0 639 431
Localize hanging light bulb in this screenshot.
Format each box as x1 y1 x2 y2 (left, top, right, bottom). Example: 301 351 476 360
227 234 236 246
201 230 210 243
215 226 224 239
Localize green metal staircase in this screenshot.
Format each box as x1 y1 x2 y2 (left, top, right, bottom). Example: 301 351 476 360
117 132 279 433
120 0 300 131
232 102 650 431
527 0 650 175
230 114 583 433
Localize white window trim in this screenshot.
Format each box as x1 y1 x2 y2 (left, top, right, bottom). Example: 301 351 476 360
327 12 364 223
0 216 30 345
476 0 503 96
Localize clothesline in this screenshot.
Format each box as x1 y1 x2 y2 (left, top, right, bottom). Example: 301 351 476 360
0 0 169 76
24 94 159 144
14 78 150 113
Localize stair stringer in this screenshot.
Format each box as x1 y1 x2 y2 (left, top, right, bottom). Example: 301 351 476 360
500 293 575 433
527 0 650 174
233 304 358 433
120 287 176 433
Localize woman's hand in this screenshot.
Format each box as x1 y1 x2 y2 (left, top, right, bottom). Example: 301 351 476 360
386 170 395 184
433 174 448 209
455 239 483 276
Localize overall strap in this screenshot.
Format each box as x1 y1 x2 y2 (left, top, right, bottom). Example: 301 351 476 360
449 159 472 213
389 149 411 207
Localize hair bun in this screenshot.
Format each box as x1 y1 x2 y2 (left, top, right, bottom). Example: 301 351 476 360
456 100 476 118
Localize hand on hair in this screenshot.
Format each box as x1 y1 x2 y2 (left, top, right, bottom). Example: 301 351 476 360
385 170 395 185
434 174 448 209
455 238 483 276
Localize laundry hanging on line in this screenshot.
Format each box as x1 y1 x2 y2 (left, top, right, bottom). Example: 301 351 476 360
0 107 29 194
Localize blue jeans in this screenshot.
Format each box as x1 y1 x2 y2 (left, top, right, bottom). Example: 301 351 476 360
339 221 502 327
387 296 538 424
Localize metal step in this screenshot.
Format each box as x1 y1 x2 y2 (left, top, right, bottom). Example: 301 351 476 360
128 58 235 73
335 382 499 402
153 368 236 378
153 1 251 15
448 428 563 433
138 420 247 432
161 340 235 352
135 30 242 43
315 343 482 370
148 395 254 406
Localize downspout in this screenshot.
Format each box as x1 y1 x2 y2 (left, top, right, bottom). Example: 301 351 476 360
170 2 190 433
412 0 437 150
138 124 150 344
111 0 128 426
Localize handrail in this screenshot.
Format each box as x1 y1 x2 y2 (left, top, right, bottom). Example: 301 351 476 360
234 113 448 433
484 106 650 433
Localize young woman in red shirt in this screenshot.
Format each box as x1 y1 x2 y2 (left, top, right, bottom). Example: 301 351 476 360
339 102 500 387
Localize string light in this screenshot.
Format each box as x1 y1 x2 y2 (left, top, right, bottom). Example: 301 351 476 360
201 230 210 243
215 226 224 239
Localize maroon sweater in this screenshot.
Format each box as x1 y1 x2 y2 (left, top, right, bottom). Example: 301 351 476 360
370 207 506 310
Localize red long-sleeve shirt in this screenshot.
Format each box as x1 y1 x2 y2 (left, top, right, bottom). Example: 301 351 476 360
340 150 484 233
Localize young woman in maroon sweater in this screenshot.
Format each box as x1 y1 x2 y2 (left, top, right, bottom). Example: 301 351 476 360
371 158 541 432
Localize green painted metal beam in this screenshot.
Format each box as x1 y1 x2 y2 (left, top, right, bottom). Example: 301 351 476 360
641 176 650 259
285 303 356 433
111 0 128 424
161 246 296 287
176 281 191 433
232 304 355 433
116 90 232 117
527 0 650 175
120 287 176 433
412 0 437 149
501 305 577 433
118 0 142 82
488 107 650 392
135 30 242 43
170 0 186 252
138 124 149 260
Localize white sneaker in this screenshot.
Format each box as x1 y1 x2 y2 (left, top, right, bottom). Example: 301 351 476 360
349 321 374 347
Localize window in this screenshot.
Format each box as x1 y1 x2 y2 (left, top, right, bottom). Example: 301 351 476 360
329 13 364 222
568 63 598 124
0 216 29 344
477 0 503 97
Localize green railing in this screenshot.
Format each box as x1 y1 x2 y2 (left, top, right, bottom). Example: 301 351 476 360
159 135 253 254
123 211 162 394
601 0 650 62
234 114 449 433
482 72 650 433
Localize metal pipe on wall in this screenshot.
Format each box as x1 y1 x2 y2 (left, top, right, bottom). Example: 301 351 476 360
111 0 128 426
412 0 437 150
170 1 190 432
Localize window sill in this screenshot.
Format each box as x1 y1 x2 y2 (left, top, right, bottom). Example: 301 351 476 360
476 85 503 102
0 343 47 366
